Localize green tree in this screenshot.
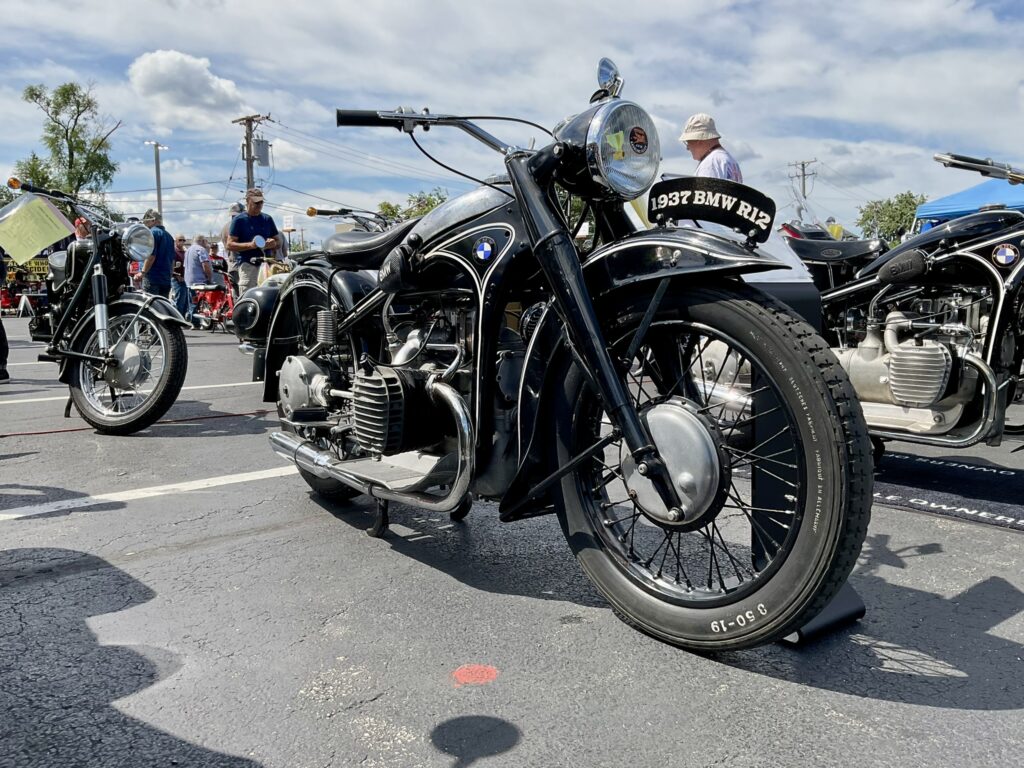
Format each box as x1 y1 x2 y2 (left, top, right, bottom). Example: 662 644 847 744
856 191 927 245
378 187 449 221
19 82 121 196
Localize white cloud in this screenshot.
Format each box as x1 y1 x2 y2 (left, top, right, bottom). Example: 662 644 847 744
128 50 245 133
1 0 1023 233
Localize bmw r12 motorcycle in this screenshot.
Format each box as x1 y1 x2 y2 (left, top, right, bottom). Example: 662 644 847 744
782 153 1024 456
235 60 872 651
4 178 189 434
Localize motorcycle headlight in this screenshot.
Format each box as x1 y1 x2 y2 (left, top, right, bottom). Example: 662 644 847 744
586 100 661 200
122 223 154 262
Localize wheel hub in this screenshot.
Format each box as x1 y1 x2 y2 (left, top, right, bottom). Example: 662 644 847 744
104 341 146 388
621 397 730 531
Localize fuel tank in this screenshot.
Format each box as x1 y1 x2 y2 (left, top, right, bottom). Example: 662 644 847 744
857 209 1024 279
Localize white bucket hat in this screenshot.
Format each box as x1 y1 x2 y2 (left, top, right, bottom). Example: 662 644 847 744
679 113 721 142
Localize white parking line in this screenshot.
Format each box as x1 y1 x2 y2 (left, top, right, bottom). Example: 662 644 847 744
0 465 298 521
0 381 260 406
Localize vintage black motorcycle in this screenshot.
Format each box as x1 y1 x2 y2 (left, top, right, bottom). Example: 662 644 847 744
5 179 189 434
235 60 872 651
782 153 1024 456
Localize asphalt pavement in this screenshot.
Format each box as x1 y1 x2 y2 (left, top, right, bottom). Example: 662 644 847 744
1 315 1022 768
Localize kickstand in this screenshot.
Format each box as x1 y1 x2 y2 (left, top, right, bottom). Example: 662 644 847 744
779 582 866 646
64 393 74 418
367 499 389 538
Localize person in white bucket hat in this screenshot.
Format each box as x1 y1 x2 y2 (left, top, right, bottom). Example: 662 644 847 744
679 113 743 183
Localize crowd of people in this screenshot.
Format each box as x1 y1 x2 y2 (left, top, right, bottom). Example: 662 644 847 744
133 186 284 328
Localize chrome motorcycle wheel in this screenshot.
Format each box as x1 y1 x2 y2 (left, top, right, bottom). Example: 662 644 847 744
553 284 872 651
68 306 188 435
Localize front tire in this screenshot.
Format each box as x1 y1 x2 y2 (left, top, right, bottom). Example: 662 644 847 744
552 284 872 651
68 306 188 435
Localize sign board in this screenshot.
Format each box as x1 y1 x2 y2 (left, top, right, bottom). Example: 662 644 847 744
283 214 294 231
647 177 776 243
0 193 74 265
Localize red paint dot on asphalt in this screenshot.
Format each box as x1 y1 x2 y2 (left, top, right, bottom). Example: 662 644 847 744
452 664 499 687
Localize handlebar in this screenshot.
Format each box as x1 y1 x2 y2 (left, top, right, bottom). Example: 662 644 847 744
934 153 1024 184
7 177 68 200
335 109 403 129
307 206 354 217
335 107 511 153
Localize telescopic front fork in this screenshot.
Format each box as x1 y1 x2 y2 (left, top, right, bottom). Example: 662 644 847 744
505 147 683 515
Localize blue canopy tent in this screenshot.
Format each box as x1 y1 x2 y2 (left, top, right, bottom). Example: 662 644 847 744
916 178 1024 223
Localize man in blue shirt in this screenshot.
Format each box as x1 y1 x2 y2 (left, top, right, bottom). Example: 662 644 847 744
136 209 176 299
227 188 279 294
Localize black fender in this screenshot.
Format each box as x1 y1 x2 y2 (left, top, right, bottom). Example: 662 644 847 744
499 228 778 520
259 261 376 402
57 295 189 384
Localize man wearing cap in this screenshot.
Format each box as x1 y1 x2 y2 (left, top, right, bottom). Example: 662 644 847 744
227 189 279 294
680 113 743 183
136 209 176 299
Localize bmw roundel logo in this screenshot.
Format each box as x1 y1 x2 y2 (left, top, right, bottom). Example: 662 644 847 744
992 242 1019 267
473 236 496 261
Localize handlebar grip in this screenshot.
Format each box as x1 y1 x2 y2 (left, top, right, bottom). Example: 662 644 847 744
335 109 398 128
307 207 351 217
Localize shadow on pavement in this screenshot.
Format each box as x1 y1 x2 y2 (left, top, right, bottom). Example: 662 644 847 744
131 400 273 439
313 495 608 608
430 716 521 767
715 532 1024 709
0 483 125 520
0 547 261 767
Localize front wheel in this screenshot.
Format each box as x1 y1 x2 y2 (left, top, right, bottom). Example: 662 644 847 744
552 284 872 651
68 306 188 435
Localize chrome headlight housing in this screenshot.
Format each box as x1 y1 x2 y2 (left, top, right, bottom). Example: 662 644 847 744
122 222 154 262
586 100 661 200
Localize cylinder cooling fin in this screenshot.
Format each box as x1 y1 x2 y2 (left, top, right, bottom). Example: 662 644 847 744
888 341 953 407
352 367 406 454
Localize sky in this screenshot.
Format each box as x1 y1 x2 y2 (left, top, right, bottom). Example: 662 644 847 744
2 0 1023 247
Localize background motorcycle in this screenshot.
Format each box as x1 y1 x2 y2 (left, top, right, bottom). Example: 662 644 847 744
234 60 872 651
6 178 189 435
781 153 1024 457
191 256 237 332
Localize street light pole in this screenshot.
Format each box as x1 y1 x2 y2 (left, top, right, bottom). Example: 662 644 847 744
144 140 169 218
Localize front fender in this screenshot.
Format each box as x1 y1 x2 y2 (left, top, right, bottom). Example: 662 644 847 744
581 227 784 297
112 294 191 327
499 227 780 520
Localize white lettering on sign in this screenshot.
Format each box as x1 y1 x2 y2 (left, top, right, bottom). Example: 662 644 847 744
649 184 772 232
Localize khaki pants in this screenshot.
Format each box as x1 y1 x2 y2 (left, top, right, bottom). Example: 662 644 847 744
236 262 260 295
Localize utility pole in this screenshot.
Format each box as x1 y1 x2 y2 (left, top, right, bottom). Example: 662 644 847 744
144 140 169 218
788 159 817 198
232 114 269 191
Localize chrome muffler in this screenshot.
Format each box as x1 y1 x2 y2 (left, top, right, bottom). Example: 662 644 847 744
269 377 474 513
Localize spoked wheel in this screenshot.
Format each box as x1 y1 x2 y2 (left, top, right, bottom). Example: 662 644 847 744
552 284 872 651
68 306 188 435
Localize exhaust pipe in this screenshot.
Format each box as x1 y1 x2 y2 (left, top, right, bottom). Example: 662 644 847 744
270 378 474 513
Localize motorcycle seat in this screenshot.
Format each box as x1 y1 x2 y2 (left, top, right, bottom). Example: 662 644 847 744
318 218 421 270
783 236 883 264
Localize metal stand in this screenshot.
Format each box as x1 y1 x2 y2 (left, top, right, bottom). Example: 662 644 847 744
780 582 866 645
752 280 867 646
